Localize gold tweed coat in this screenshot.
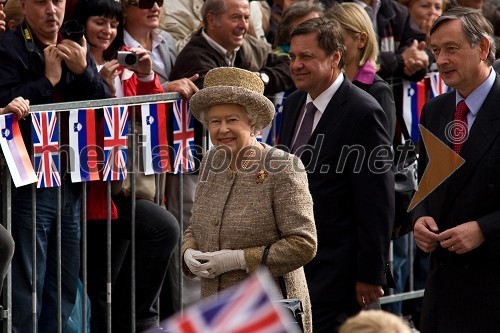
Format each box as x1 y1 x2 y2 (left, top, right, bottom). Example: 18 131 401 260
181 144 317 333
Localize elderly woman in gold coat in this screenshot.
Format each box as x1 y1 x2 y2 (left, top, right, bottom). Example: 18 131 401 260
181 67 317 332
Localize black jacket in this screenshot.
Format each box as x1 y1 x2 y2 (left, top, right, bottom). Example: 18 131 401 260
0 22 109 149
278 79 394 332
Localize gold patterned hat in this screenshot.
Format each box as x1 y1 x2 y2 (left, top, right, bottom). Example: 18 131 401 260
189 67 275 130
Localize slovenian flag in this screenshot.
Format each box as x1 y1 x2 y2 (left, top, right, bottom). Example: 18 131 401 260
0 114 37 187
270 91 289 145
32 111 61 188
402 79 426 142
141 103 170 175
69 109 99 182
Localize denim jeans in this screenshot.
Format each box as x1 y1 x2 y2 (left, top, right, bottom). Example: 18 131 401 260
11 181 81 333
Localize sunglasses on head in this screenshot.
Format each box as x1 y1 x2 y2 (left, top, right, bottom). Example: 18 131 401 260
133 0 163 9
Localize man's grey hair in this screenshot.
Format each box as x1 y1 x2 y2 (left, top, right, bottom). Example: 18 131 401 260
431 6 496 66
201 0 228 27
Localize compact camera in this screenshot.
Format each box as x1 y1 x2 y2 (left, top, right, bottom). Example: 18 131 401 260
117 51 139 67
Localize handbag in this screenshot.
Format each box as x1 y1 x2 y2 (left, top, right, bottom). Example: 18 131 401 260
392 113 418 239
261 245 304 332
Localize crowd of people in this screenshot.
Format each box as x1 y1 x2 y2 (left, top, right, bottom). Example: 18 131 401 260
0 0 499 332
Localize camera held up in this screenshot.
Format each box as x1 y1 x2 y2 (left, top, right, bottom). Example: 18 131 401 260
117 51 139 67
60 20 85 45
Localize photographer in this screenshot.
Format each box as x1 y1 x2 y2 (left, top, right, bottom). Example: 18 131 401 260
0 0 109 330
74 0 180 331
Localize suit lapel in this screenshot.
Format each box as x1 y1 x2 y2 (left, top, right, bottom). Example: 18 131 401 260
309 80 351 144
440 77 500 216
280 91 307 147
280 80 353 153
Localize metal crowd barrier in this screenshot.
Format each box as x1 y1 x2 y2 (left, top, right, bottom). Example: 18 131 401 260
1 92 183 333
0 91 425 333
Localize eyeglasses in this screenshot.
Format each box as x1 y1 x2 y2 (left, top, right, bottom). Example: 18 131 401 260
131 0 163 9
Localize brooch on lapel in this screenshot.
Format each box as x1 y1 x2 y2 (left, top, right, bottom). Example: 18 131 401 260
255 170 268 183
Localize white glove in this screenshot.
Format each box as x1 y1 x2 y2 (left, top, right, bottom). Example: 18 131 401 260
183 249 212 278
193 249 246 278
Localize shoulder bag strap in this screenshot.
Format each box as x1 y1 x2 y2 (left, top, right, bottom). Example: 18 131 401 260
261 245 288 299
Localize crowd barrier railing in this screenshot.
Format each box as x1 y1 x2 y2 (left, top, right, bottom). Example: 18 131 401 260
0 87 427 332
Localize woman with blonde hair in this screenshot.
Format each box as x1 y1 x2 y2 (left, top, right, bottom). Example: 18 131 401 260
327 2 396 140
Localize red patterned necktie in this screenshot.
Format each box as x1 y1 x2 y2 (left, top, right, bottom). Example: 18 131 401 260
453 100 469 154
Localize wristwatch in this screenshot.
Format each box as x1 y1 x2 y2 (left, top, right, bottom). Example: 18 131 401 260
259 71 270 85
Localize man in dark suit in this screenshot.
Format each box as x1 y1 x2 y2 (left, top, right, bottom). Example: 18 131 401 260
413 7 500 333
278 17 394 333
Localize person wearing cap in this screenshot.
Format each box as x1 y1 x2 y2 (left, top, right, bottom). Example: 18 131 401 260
180 67 317 333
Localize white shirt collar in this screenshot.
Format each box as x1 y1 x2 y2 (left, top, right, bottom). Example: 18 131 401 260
123 29 164 51
201 29 239 66
306 73 345 114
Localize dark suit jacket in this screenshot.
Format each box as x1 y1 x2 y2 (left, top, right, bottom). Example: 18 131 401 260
278 78 394 331
412 74 500 333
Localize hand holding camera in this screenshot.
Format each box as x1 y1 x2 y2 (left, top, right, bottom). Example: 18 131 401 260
118 48 153 78
98 60 121 97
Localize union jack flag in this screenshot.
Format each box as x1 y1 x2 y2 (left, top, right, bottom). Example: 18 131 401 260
147 269 298 333
172 99 195 174
428 72 451 99
103 105 129 181
32 111 61 188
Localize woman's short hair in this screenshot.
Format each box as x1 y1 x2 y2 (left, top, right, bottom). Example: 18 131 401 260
339 310 412 333
326 2 379 70
275 1 324 47
75 0 124 61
